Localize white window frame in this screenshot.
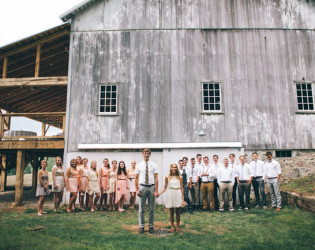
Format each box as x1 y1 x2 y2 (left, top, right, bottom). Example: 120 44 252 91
294 81 315 114
201 81 224 114
98 82 119 115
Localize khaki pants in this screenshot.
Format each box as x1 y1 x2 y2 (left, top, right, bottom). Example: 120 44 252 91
201 182 214 210
219 182 233 210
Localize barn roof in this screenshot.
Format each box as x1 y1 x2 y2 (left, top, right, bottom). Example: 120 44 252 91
60 0 102 22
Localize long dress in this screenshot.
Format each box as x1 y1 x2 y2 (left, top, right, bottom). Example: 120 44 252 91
115 173 128 203
80 167 89 193
100 166 110 193
164 176 182 208
52 165 64 192
36 173 50 196
128 169 136 192
68 167 78 193
106 170 117 194
88 169 100 195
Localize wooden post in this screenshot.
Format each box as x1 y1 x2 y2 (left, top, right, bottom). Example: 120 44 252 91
31 155 38 191
0 116 4 139
35 44 41 77
42 122 46 136
2 57 8 78
62 114 66 136
0 155 7 192
14 150 25 206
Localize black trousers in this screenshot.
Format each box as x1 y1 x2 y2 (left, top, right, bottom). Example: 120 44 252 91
238 182 251 208
252 178 266 206
214 179 219 210
232 178 238 207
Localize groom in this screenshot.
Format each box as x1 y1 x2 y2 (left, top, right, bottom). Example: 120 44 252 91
135 148 159 234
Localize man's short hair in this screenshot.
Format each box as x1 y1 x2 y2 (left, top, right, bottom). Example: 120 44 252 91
203 156 209 160
229 153 235 158
252 152 258 156
196 154 202 157
142 148 151 155
266 151 272 157
213 155 219 159
239 155 245 159
191 157 195 161
223 158 229 161
183 157 188 161
178 160 183 163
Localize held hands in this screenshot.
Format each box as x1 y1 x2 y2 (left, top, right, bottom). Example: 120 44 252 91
154 191 159 198
54 184 58 189
136 190 142 197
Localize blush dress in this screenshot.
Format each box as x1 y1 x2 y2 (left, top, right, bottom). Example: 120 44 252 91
115 173 128 203
100 166 110 193
164 177 182 208
52 166 64 193
68 168 79 193
128 169 136 193
80 167 89 193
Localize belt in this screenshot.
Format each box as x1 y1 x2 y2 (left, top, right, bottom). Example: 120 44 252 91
268 177 277 180
221 181 232 183
118 179 126 180
129 178 135 180
140 184 154 187
253 176 263 179
101 175 108 177
202 181 211 183
192 182 197 184
239 180 249 183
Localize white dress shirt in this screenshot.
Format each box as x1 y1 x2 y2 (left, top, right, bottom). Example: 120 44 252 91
135 160 158 185
179 166 187 176
210 163 222 181
264 159 281 178
218 165 234 183
229 162 238 179
200 164 215 182
250 160 265 177
187 165 199 183
235 163 253 181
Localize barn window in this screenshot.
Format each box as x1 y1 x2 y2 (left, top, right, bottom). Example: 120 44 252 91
99 84 118 114
296 83 314 111
275 150 292 158
202 82 222 112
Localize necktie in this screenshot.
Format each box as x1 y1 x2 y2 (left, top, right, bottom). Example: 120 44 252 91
145 162 149 184
241 165 244 180
254 161 257 177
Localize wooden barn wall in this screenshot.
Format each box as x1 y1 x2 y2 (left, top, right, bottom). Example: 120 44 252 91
71 0 315 31
66 28 315 152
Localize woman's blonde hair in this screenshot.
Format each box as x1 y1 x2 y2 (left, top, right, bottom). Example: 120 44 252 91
168 163 181 180
91 160 98 177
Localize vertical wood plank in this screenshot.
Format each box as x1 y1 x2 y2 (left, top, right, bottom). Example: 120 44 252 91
0 116 4 139
42 123 45 136
31 155 38 191
0 155 7 192
15 150 25 205
35 44 41 77
2 57 8 78
63 114 66 136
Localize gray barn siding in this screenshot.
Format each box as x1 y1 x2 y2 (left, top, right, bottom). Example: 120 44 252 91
66 28 315 152
71 0 315 31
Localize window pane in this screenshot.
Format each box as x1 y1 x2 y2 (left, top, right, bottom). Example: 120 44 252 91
105 106 111 112
101 86 105 92
308 91 312 96
304 104 309 110
209 84 214 89
308 97 313 103
100 99 105 106
210 97 214 103
297 90 302 97
204 104 209 110
302 84 306 90
215 90 220 96
112 92 116 98
298 104 303 110
310 104 314 110
215 84 219 89
106 86 111 92
203 90 208 97
111 106 116 112
215 104 220 110
303 97 308 103
112 85 117 91
307 84 312 90
209 90 214 96
210 104 214 110
101 93 105 99
106 92 111 98
112 99 116 105
203 84 208 90
204 97 209 104
302 90 307 96
215 97 220 103
296 84 301 89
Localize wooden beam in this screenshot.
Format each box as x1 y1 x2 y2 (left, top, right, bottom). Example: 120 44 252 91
0 76 67 87
0 29 70 59
34 44 41 77
0 155 7 192
31 155 38 191
2 57 8 78
0 112 66 116
0 140 64 150
14 150 25 205
42 122 46 136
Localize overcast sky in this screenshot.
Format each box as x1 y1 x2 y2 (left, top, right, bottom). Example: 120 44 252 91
0 0 83 47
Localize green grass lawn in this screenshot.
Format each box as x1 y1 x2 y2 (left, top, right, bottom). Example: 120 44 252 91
0 205 314 249
282 176 315 196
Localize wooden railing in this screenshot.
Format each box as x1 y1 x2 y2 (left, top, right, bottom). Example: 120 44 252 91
0 112 66 140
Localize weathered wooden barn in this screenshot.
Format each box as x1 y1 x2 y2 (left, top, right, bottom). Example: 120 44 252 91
59 0 315 203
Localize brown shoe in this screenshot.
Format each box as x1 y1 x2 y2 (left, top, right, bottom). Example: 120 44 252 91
276 208 281 211
139 228 144 234
268 206 276 210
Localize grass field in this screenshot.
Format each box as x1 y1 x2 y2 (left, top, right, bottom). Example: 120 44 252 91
281 176 315 196
0 205 314 250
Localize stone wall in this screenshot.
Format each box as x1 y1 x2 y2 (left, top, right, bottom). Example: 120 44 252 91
244 150 315 184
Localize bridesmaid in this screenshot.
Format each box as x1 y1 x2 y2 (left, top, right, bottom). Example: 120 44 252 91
79 158 89 210
107 160 117 211
115 161 129 212
87 161 101 212
99 158 110 210
158 164 184 233
36 160 50 216
127 160 136 209
52 156 65 212
65 159 79 213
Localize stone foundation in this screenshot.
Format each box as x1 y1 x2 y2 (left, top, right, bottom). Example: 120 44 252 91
281 191 315 213
244 150 315 184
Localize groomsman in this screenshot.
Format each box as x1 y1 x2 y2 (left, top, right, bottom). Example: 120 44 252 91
265 152 282 211
196 154 204 209
188 158 200 210
211 155 221 211
250 152 267 209
218 158 234 212
229 153 238 208
235 155 253 210
200 156 215 211
178 159 193 214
